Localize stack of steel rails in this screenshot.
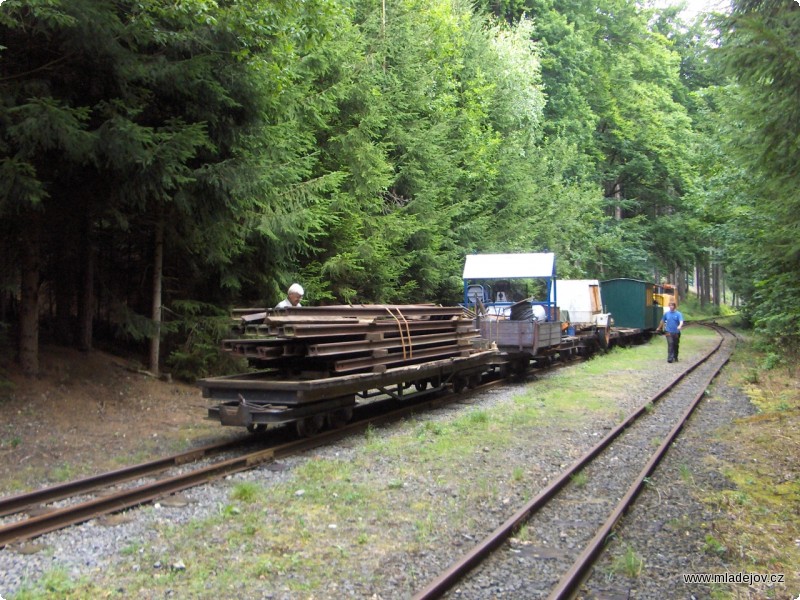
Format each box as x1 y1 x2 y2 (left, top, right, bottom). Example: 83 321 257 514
223 305 482 375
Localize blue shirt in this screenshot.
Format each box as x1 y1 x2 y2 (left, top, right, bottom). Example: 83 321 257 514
662 309 683 334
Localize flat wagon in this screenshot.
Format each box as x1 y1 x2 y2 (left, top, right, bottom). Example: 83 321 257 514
199 304 500 435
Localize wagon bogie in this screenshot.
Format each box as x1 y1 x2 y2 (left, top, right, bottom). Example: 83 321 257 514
201 348 499 434
326 407 354 429
295 414 326 437
209 393 356 429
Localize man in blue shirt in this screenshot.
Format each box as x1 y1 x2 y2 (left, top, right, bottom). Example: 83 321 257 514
657 301 684 363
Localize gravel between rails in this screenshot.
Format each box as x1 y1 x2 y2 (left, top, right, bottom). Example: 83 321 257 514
0 330 752 599
582 358 759 598
442 330 740 599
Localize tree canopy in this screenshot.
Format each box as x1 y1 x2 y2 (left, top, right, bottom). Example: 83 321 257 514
2 0 798 375
706 0 800 348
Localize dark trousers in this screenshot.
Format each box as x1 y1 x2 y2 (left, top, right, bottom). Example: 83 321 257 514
666 332 680 361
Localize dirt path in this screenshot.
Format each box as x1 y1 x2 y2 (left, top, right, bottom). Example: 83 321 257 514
0 346 236 492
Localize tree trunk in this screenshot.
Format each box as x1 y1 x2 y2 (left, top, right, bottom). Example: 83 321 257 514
696 263 706 308
0 291 7 323
19 219 41 377
702 258 711 307
148 213 164 376
77 232 95 352
53 252 74 345
674 266 685 301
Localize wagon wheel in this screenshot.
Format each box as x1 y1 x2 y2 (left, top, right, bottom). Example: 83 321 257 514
326 407 353 429
512 358 528 376
295 414 325 437
246 423 267 434
597 326 611 349
467 373 481 389
414 379 428 392
452 377 466 393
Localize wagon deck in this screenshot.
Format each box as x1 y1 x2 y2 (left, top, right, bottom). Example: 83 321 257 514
201 350 498 427
201 304 499 429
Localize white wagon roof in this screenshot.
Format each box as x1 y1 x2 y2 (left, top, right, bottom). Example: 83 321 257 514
462 253 556 280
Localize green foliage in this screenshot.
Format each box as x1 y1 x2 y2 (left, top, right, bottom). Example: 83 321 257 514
718 1 800 193
702 533 727 556
2 0 795 372
219 503 242 517
706 1 800 352
298 0 579 304
230 481 263 503
485 0 703 279
164 300 247 381
609 544 645 578
570 470 588 487
11 568 82 600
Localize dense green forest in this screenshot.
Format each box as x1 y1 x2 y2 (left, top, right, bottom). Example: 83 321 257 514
1 0 798 377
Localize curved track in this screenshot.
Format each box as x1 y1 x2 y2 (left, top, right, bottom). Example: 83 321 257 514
412 324 735 599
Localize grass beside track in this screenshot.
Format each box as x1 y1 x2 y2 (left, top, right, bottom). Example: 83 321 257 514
699 328 800 598
15 325 795 599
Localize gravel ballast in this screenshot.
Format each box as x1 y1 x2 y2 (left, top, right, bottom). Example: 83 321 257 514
0 328 767 599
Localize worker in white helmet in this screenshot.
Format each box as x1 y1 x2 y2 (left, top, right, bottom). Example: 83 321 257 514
275 283 304 308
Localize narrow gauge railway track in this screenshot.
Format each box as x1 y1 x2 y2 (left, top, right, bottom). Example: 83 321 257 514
0 436 257 520
0 435 270 548
0 333 614 551
0 429 340 549
413 324 735 600
0 359 555 550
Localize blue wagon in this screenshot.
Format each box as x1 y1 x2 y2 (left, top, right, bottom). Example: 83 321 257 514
462 253 563 355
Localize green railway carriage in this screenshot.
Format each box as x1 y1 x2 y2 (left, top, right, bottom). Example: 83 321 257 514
599 278 662 331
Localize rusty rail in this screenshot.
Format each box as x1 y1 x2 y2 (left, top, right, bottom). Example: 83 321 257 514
0 375 507 549
548 331 734 599
0 437 251 519
412 327 730 600
0 447 276 548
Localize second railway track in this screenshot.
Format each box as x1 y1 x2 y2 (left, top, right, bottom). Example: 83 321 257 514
413 324 736 599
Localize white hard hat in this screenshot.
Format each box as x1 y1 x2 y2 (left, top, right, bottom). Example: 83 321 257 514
288 283 304 296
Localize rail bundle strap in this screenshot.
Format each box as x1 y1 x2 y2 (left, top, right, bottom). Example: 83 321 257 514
385 307 413 359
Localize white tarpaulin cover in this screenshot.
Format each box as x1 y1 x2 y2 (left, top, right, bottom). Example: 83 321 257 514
550 279 600 322
462 253 556 280
549 279 599 310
